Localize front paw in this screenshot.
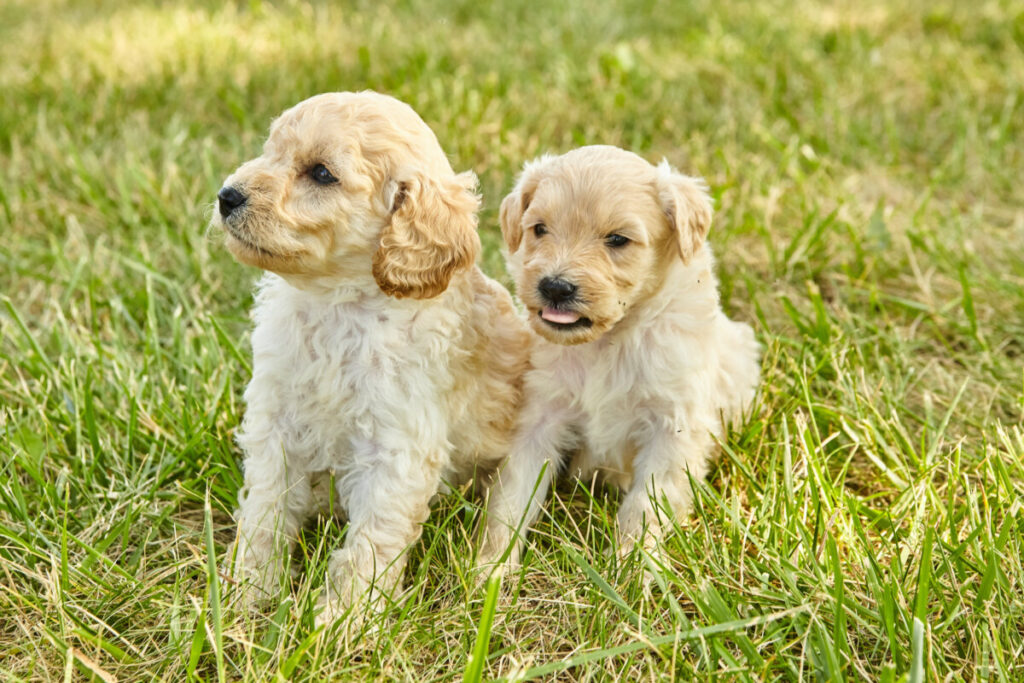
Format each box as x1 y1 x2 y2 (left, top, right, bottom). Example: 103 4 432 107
473 553 518 589
224 555 282 612
475 526 522 580
228 578 277 617
314 585 381 639
315 546 389 633
321 546 371 605
314 592 357 631
615 533 669 594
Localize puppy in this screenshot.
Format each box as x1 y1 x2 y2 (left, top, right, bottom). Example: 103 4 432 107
213 92 530 626
477 146 760 573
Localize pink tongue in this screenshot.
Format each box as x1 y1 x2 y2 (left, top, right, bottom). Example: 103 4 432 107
541 307 581 324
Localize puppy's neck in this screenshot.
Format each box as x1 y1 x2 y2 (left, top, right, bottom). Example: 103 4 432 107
267 270 382 303
274 267 378 297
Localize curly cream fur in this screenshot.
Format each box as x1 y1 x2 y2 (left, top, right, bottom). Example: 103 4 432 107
212 91 530 627
478 146 761 573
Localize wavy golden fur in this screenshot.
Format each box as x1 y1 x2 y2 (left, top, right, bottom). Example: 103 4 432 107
213 91 530 630
478 146 760 576
373 170 481 299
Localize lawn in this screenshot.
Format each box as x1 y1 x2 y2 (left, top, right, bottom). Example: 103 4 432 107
1 0 1022 680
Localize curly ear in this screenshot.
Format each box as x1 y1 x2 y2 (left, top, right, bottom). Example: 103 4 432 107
655 161 713 263
500 155 556 253
373 170 481 299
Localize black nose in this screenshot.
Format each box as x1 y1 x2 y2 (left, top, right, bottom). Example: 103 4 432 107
217 186 247 218
538 277 578 304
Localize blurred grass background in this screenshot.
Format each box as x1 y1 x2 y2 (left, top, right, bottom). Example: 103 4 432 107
1 0 1022 680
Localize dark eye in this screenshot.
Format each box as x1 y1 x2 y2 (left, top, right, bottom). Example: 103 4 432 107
310 163 338 185
532 223 547 238
605 234 630 248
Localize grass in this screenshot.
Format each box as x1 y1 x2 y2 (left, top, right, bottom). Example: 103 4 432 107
1 0 1022 679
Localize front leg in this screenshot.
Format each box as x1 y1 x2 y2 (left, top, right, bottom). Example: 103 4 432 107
229 436 312 605
315 437 443 629
477 401 573 576
617 421 715 553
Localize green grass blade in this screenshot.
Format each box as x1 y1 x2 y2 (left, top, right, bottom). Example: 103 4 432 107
204 492 226 683
463 574 501 683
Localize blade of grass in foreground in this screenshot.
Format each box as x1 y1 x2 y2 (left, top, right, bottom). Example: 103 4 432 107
204 492 226 683
463 574 501 683
909 617 925 683
504 605 810 681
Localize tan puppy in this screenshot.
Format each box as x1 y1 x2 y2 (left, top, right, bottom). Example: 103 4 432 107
213 92 530 627
478 146 760 573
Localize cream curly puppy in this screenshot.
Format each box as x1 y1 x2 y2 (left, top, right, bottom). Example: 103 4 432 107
477 146 760 574
213 91 529 626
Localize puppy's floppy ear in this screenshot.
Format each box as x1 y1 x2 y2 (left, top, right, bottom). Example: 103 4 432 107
655 161 713 263
500 155 556 252
373 170 481 299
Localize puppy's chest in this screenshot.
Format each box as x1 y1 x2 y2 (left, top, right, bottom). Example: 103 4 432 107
547 336 691 463
547 345 648 455
576 375 642 458
253 300 455 421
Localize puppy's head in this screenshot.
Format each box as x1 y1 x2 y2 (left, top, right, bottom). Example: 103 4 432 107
213 91 480 298
501 146 712 345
